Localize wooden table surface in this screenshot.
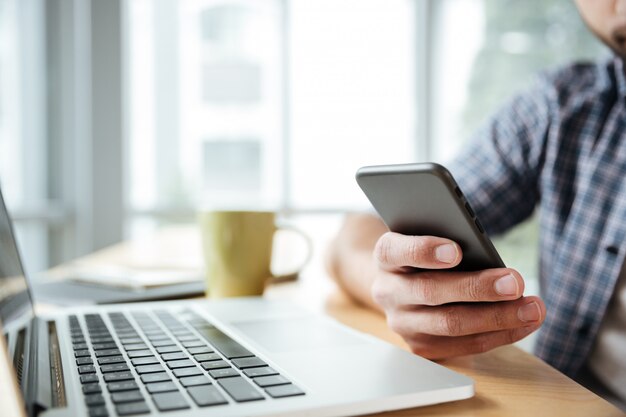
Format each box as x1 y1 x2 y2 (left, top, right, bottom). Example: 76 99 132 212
5 225 624 416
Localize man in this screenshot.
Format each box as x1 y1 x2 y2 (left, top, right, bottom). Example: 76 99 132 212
326 0 626 409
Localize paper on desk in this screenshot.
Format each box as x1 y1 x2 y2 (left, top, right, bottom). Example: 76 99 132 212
65 264 203 290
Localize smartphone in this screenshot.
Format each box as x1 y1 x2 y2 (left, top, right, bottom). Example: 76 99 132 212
356 162 505 271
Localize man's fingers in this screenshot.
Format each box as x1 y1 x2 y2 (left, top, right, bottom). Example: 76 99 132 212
405 323 541 359
386 296 545 337
374 232 462 271
371 268 525 307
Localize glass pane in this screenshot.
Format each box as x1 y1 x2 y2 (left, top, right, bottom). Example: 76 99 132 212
288 0 416 209
0 0 24 204
128 0 283 211
0 0 49 274
127 0 416 214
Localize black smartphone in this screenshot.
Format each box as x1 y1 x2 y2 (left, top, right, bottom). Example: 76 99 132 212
356 162 505 271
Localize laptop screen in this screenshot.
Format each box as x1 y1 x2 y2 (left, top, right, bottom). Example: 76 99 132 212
0 187 34 333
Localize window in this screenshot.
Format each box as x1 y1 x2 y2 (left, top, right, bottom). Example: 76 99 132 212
0 0 124 275
0 0 609 287
0 0 50 275
288 0 416 209
127 0 417 230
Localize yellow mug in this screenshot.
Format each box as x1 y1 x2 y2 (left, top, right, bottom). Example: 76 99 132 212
198 210 312 298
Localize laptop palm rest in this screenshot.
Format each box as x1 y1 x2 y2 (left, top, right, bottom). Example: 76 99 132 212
232 317 365 352
224 310 473 409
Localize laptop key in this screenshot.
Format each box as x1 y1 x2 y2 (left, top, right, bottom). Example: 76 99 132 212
78 365 96 374
135 364 164 374
182 340 204 348
127 350 153 358
146 334 169 341
253 375 290 387
76 357 94 365
209 368 239 379
156 346 180 354
187 385 228 407
265 384 305 398
161 352 187 361
100 363 130 373
201 360 230 371
107 381 139 392
75 350 91 358
187 346 213 355
85 393 106 406
131 356 159 366
73 343 89 350
218 377 264 402
90 337 114 344
172 367 202 378
98 356 125 365
104 372 135 382
124 344 148 351
231 357 267 369
152 391 190 411
111 390 145 404
179 375 211 387
80 374 100 384
176 335 197 342
150 339 174 347
193 353 221 362
88 406 109 417
92 343 117 350
166 359 195 369
243 367 279 378
140 372 170 383
115 401 150 416
193 327 254 359
145 381 178 394
82 383 102 394
120 337 143 344
95 349 121 358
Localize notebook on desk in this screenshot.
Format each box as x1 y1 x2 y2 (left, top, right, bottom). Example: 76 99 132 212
32 258 206 305
0 185 473 416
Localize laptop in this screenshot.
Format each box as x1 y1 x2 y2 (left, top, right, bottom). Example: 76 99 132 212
0 188 474 417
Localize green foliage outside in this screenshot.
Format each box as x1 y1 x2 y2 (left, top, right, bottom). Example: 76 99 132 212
463 0 607 138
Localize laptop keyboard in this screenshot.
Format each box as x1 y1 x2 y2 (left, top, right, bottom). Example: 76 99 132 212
69 310 304 416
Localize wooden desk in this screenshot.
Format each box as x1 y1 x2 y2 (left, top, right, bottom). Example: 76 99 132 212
306 290 624 416
9 225 625 416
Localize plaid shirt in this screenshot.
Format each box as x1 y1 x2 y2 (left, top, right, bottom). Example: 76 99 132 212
450 55 626 378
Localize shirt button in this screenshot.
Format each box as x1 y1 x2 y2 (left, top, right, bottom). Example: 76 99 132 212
578 320 592 337
605 245 620 255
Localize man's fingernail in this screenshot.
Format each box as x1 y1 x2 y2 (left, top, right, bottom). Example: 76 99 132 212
435 244 457 263
494 274 518 296
518 301 541 323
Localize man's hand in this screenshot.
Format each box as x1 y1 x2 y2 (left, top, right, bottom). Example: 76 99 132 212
371 232 546 359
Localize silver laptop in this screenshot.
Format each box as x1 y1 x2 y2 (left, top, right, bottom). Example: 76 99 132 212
0 188 473 417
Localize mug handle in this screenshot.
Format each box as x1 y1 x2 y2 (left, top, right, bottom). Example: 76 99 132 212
269 224 313 283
